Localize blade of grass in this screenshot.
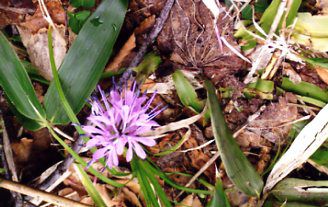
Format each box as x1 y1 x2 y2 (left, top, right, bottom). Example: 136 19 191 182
0 32 45 129
131 158 160 207
204 79 263 197
206 178 231 207
144 159 211 195
281 77 328 102
74 164 106 207
44 0 128 124
139 159 172 207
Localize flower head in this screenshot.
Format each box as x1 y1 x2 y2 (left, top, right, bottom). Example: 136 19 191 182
82 82 162 168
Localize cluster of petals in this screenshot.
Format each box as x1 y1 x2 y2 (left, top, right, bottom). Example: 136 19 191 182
82 83 162 168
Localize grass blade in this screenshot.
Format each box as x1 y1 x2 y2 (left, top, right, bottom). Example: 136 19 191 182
271 178 328 205
204 79 263 196
206 178 231 207
74 164 106 207
44 0 128 124
281 77 328 102
0 32 45 129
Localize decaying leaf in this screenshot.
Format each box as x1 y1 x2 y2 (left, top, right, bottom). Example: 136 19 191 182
157 0 244 72
176 194 203 207
17 0 67 80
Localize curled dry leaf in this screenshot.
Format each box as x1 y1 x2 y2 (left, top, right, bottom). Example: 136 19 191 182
17 0 67 80
11 137 33 163
315 67 328 85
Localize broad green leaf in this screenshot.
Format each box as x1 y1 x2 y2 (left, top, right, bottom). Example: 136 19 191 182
0 32 45 128
206 179 231 207
172 70 204 113
70 0 95 8
272 178 328 205
44 0 128 124
74 164 106 207
204 79 263 196
281 77 328 102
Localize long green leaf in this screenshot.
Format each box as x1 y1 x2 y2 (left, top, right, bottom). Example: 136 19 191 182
139 159 172 207
74 164 106 207
204 79 263 196
44 0 128 124
0 32 45 129
272 178 328 205
131 159 160 207
281 77 328 102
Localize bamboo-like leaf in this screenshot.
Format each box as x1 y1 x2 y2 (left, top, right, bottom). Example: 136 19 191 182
0 32 45 129
206 178 231 207
173 70 204 112
264 104 328 192
272 178 328 205
74 164 106 207
204 79 263 196
44 0 128 124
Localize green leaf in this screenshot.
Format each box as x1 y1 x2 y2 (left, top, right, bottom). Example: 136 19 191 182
74 164 106 207
44 0 128 124
272 178 328 205
206 178 231 207
70 0 95 8
260 0 301 33
0 32 45 128
68 10 91 34
281 77 328 103
133 53 161 83
311 147 328 167
248 79 274 93
204 79 263 196
172 70 204 112
144 159 211 195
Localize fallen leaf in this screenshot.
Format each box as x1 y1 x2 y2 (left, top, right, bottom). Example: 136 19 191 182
17 0 67 80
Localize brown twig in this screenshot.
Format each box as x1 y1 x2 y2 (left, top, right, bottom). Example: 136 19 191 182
0 178 90 207
118 0 175 86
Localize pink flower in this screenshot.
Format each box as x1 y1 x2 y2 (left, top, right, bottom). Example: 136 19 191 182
82 82 162 168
